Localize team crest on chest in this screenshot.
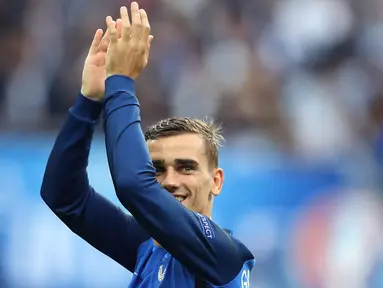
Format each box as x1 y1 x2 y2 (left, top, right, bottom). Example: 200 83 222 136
158 265 167 282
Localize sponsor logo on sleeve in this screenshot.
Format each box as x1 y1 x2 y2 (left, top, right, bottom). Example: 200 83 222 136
197 214 215 239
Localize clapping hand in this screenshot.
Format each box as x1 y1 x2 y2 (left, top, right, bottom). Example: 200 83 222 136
80 28 110 101
105 2 153 80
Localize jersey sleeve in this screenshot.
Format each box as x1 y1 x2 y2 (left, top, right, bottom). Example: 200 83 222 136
103 75 255 286
40 94 149 272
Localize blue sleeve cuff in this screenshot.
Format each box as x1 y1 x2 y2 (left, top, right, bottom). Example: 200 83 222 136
70 93 103 123
105 75 136 100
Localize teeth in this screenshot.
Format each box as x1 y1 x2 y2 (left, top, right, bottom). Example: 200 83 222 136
175 196 186 202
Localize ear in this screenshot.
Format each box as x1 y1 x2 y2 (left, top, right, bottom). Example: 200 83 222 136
211 168 224 196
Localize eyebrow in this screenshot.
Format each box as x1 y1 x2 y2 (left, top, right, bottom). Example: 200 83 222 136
152 160 165 167
174 159 199 166
152 159 199 167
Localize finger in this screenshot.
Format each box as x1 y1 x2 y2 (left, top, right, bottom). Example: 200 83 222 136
140 9 150 41
130 1 142 40
120 6 131 41
87 29 103 56
98 29 109 52
148 35 154 49
116 18 122 39
106 16 118 44
145 35 154 60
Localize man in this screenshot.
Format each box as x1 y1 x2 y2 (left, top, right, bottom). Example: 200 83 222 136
40 2 255 287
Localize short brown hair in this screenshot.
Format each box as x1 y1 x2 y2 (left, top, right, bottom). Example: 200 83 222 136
144 117 224 167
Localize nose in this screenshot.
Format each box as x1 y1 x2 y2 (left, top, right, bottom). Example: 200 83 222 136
161 167 180 193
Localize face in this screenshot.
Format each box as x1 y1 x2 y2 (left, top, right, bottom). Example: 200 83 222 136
147 133 224 217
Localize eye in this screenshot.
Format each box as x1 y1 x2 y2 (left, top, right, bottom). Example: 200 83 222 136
178 165 194 174
154 167 165 176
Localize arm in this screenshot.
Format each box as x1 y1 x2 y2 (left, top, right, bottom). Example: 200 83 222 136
103 76 254 285
40 93 149 272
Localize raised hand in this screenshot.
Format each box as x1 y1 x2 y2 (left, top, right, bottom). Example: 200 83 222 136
81 29 110 101
105 2 153 80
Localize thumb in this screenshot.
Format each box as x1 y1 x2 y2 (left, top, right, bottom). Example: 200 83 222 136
146 35 154 58
149 35 154 45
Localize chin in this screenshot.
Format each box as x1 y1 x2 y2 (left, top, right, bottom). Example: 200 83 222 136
180 198 189 207
176 197 197 212
180 198 193 210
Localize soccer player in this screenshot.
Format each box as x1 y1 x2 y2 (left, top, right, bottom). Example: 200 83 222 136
40 2 255 287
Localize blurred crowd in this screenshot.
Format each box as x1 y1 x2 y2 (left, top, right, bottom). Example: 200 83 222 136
2 0 383 173
1 0 383 287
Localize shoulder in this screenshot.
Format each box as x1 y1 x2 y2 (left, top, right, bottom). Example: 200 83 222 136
193 212 255 286
137 238 154 255
217 258 255 288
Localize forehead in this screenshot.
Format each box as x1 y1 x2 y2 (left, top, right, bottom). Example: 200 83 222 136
147 133 207 162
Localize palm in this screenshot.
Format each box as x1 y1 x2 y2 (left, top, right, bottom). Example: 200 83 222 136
81 29 109 101
82 52 106 99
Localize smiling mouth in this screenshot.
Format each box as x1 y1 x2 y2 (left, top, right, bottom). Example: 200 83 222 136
174 196 187 202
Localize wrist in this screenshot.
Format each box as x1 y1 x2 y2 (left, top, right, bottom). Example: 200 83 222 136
106 72 138 80
104 75 136 102
70 93 103 123
80 87 104 102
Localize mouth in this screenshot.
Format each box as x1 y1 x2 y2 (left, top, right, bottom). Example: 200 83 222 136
174 195 187 203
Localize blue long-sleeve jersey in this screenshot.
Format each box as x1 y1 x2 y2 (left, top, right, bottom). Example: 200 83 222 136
40 75 255 287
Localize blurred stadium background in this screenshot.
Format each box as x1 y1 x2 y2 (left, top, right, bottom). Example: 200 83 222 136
1 0 383 287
